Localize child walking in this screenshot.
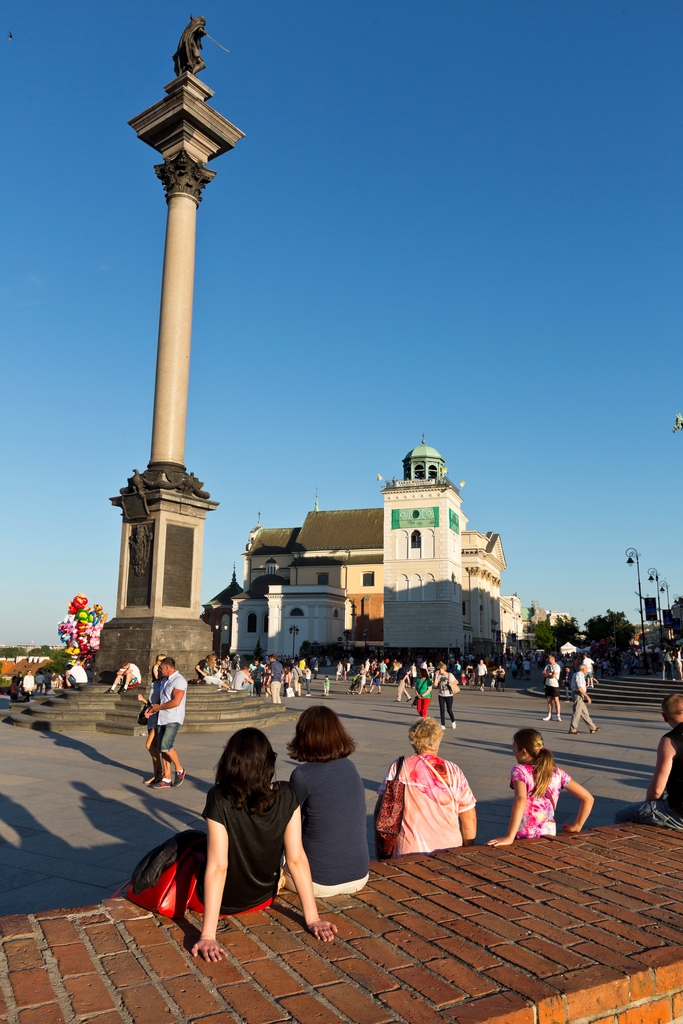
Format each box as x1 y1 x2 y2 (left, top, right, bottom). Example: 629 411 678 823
487 728 593 845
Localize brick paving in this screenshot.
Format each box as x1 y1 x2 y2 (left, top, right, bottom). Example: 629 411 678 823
1 824 682 1024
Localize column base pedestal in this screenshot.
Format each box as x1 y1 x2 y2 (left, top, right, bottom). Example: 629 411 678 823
95 617 214 686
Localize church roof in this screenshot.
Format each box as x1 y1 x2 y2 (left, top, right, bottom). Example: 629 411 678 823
204 569 243 608
290 553 384 566
249 527 301 555
403 443 444 462
248 574 289 598
295 509 383 551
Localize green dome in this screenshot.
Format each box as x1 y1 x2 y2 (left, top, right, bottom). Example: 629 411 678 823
402 442 447 482
403 443 444 462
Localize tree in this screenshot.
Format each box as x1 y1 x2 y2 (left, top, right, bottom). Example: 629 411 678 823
252 637 264 662
534 620 555 651
584 610 636 651
552 616 580 648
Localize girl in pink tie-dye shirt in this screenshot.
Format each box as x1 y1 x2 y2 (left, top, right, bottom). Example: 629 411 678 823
487 729 594 845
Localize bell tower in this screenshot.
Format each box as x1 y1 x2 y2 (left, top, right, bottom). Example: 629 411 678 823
383 442 467 650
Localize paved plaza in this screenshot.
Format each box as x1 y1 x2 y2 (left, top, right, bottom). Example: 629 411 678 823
0 670 667 917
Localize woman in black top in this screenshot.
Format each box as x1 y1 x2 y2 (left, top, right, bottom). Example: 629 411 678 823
285 706 369 896
192 728 337 963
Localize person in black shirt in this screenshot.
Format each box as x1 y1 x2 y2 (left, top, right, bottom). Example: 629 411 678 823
192 728 337 963
614 693 683 831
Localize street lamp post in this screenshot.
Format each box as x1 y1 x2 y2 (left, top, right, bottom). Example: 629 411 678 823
674 595 682 641
647 568 664 649
363 629 368 655
660 580 671 639
626 549 649 674
289 625 299 658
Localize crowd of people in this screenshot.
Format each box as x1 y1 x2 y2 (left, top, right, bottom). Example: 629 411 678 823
7 658 90 702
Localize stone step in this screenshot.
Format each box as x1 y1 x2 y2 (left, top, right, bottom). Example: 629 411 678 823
3 689 299 733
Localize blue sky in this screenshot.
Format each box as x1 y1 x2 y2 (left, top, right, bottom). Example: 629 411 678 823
3 1 683 643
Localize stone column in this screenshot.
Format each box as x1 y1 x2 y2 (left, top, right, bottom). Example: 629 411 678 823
96 65 244 685
150 153 215 469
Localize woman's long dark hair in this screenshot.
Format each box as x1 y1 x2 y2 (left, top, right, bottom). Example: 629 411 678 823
215 728 277 813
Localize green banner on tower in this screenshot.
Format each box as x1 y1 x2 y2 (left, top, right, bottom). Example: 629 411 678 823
391 507 439 529
449 509 460 534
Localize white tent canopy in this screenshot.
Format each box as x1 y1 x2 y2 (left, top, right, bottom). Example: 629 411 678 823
560 642 577 654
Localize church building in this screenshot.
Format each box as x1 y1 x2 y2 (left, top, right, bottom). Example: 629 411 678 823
213 443 513 657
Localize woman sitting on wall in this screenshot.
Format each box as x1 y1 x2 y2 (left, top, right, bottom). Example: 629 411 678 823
285 706 369 897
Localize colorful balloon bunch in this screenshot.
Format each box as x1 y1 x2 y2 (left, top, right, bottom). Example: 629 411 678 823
57 594 108 658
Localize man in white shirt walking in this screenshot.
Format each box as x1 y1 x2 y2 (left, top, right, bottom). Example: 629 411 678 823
147 657 187 788
569 664 601 736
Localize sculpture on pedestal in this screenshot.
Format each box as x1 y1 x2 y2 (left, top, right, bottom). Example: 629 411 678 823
173 15 207 77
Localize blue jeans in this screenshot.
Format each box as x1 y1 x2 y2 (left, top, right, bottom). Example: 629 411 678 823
614 797 683 831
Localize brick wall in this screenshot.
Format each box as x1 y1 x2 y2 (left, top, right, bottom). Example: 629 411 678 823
1 824 682 1024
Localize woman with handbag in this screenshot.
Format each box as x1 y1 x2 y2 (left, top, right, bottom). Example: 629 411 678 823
374 718 476 858
435 662 458 730
192 728 337 962
414 667 432 717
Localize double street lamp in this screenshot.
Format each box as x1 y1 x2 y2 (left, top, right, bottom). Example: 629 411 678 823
626 549 649 674
288 625 299 658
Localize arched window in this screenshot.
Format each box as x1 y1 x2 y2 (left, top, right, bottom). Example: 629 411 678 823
396 530 409 559
411 530 421 550
333 608 339 618
247 612 257 633
428 464 438 479
397 575 409 602
263 613 269 634
414 463 425 479
409 574 422 602
423 529 435 559
290 607 304 616
265 558 277 576
423 575 436 601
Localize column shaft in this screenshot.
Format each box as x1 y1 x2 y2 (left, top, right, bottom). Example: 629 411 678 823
149 192 198 467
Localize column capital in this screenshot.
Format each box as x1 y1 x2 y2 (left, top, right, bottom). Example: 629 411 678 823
154 151 216 204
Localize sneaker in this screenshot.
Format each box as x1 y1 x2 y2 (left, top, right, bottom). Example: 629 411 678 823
174 768 186 787
451 721 456 729
555 716 562 722
151 778 173 788
543 714 552 721
440 724 446 730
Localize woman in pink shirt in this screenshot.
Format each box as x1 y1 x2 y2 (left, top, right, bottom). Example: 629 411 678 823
375 718 476 857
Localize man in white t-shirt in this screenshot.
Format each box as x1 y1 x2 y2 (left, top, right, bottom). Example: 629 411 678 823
542 654 562 722
147 657 187 788
22 671 36 698
68 660 89 687
232 667 252 695
476 659 487 690
582 655 596 689
109 661 141 693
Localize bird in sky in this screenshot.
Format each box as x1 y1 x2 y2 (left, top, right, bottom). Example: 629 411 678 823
8 31 13 40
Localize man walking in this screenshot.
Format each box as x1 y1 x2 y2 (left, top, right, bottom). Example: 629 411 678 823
542 654 562 722
395 661 412 702
476 658 487 691
147 657 187 788
614 693 683 830
569 662 601 735
269 653 284 704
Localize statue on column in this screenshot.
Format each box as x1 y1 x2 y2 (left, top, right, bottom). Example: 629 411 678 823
173 15 207 76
